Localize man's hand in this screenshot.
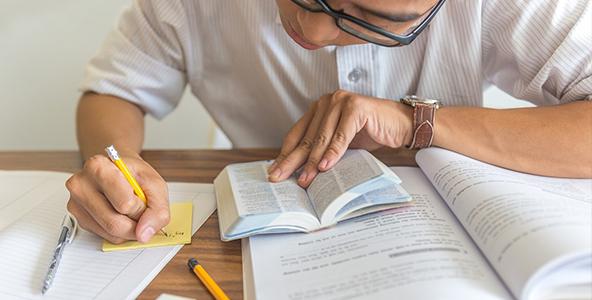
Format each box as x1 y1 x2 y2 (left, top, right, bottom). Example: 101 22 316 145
268 90 414 188
66 152 169 244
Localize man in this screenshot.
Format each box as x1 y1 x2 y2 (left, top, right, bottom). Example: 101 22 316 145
66 0 592 244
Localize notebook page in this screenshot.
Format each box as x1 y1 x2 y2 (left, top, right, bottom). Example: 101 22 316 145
0 171 71 231
0 180 216 300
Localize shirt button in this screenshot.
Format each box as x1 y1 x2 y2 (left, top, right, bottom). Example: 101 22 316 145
347 68 365 83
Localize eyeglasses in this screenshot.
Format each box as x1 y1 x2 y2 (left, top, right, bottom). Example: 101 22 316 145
290 0 447 47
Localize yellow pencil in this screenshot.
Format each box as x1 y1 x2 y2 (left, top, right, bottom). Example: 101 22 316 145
105 145 167 237
188 258 230 300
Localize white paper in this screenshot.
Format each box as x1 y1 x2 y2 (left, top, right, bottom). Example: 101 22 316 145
156 293 196 300
245 167 512 300
307 149 383 216
0 171 71 231
0 172 216 300
416 148 592 299
227 161 313 215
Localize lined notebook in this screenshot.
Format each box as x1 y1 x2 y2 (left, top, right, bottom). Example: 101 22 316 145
0 171 216 300
0 171 71 231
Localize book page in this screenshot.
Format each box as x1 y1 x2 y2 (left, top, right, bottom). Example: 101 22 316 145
416 148 592 299
246 167 512 300
227 161 314 216
333 184 410 221
0 180 216 300
306 150 383 217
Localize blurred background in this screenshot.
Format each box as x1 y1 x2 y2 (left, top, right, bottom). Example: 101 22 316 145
0 0 532 151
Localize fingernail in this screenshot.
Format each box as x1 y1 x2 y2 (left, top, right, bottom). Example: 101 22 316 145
268 161 277 172
298 172 308 183
269 168 282 181
319 159 329 170
139 227 155 243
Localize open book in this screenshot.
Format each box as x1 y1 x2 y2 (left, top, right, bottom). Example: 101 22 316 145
243 148 592 300
214 149 412 241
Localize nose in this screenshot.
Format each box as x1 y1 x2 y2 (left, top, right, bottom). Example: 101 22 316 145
297 9 340 45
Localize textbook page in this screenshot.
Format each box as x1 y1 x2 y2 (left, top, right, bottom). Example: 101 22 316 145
0 171 71 231
246 167 512 300
416 148 592 299
0 181 216 300
306 150 384 218
226 161 315 216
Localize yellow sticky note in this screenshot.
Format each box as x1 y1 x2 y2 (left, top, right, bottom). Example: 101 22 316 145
102 202 193 252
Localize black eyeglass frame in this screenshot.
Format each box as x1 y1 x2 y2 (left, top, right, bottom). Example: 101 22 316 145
291 0 447 47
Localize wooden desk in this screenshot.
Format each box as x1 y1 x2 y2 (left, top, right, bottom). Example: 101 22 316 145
0 148 417 299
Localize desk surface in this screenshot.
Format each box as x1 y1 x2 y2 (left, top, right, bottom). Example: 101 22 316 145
0 148 417 299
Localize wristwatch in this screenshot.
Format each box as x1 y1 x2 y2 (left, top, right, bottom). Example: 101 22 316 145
400 95 441 149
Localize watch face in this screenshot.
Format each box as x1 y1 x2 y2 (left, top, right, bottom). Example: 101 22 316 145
422 99 441 105
402 95 441 108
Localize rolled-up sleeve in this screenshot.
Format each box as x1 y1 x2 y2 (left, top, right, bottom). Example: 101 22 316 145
80 0 188 119
482 0 592 105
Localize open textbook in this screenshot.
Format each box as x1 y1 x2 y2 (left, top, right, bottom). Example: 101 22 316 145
0 171 216 300
214 149 412 241
243 148 592 300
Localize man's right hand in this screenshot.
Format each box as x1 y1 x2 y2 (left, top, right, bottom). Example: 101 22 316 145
66 152 170 244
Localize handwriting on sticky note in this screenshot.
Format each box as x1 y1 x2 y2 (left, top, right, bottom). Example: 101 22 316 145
102 202 193 252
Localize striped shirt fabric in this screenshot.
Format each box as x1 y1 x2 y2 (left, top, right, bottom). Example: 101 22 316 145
81 0 592 148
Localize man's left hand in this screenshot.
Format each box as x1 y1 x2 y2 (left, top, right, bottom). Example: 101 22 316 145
268 90 414 187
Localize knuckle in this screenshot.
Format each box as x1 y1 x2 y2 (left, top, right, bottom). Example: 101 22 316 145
326 133 348 157
156 210 171 226
333 131 348 145
326 145 342 158
83 155 105 171
332 89 349 99
314 134 329 146
299 138 314 151
85 156 110 179
305 158 320 169
114 199 136 215
93 165 108 182
329 92 342 105
279 155 294 167
346 95 364 110
65 175 79 194
275 152 289 162
104 217 128 237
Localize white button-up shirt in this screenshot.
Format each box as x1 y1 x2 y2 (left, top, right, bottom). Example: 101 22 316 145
81 0 592 148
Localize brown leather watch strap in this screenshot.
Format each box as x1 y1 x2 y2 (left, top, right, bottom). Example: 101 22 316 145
408 103 436 149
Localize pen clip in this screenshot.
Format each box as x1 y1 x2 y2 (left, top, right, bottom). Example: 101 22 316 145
63 213 78 244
